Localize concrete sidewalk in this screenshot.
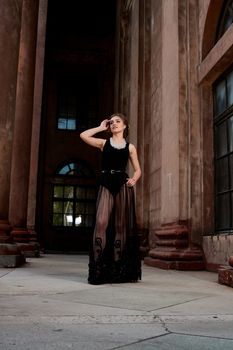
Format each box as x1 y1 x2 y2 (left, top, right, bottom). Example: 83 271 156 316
0 254 233 350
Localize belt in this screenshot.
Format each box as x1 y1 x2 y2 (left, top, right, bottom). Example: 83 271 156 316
101 170 125 174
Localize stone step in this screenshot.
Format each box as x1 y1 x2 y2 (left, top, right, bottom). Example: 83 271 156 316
218 266 233 287
155 228 188 239
144 257 205 270
155 239 189 248
149 248 203 261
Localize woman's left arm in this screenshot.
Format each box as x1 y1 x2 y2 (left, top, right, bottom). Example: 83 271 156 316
127 144 142 187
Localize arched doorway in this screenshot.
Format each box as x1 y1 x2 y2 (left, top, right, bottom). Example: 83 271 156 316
37 0 116 252
42 160 97 251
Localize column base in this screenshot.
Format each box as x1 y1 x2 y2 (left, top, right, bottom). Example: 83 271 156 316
11 228 40 257
0 220 26 267
144 256 205 270
144 223 205 270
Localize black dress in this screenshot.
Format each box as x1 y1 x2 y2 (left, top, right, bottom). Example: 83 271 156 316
88 139 141 284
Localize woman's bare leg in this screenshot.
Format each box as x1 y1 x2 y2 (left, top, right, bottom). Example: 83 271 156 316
114 185 135 261
93 186 114 259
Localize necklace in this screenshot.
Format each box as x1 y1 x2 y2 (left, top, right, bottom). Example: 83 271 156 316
110 137 126 149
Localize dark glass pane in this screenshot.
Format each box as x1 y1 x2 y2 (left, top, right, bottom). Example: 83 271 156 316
64 201 73 214
222 1 233 33
53 201 63 213
67 119 76 130
75 203 85 214
215 121 228 157
69 163 76 171
64 186 74 198
53 214 63 226
216 193 230 230
58 118 67 129
85 215 94 227
222 16 233 34
54 186 63 198
215 80 226 116
76 187 86 199
86 203 95 214
232 193 233 227
216 0 233 39
64 213 73 226
227 71 233 107
75 214 83 226
86 188 96 199
215 157 229 192
228 116 233 152
59 165 70 175
230 154 233 189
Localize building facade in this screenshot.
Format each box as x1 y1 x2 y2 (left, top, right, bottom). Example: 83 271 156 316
0 0 233 274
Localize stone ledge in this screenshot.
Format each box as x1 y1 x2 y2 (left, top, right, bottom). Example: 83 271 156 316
218 266 233 288
16 242 40 257
144 257 205 270
148 248 203 261
0 243 26 267
155 239 188 248
0 254 25 268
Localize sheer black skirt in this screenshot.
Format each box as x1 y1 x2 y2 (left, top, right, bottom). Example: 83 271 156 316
88 184 141 284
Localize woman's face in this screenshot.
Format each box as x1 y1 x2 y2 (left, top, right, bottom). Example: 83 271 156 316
109 116 126 134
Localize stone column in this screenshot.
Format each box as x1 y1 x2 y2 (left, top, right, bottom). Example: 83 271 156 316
144 0 204 270
8 0 39 255
0 0 25 267
27 0 48 235
160 0 180 226
0 0 22 218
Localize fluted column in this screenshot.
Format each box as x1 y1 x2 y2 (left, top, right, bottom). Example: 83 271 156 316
144 0 204 270
27 0 48 231
8 0 40 258
9 0 39 228
0 0 25 267
0 0 22 221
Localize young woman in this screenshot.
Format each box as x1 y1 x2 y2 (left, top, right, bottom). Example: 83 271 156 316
80 113 141 284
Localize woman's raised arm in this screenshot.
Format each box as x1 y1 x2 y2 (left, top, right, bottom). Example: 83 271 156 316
80 119 109 150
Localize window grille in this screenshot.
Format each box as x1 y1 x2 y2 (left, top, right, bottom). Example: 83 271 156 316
213 68 233 231
52 161 96 228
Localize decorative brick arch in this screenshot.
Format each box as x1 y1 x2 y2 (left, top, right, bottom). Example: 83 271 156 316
201 0 223 59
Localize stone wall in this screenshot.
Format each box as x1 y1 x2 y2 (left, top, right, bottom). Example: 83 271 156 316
203 235 233 270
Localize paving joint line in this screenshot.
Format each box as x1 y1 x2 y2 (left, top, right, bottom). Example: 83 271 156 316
107 332 170 350
148 295 210 312
171 331 233 341
0 270 15 279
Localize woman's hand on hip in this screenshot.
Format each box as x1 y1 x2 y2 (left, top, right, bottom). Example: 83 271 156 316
126 178 136 187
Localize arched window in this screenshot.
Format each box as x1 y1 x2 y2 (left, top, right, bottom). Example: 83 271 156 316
213 68 233 231
216 0 233 41
57 161 94 177
52 161 96 228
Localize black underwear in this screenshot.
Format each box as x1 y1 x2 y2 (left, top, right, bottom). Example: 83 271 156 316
99 172 128 196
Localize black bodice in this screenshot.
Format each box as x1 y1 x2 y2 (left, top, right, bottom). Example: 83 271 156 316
99 139 129 196
101 139 129 171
